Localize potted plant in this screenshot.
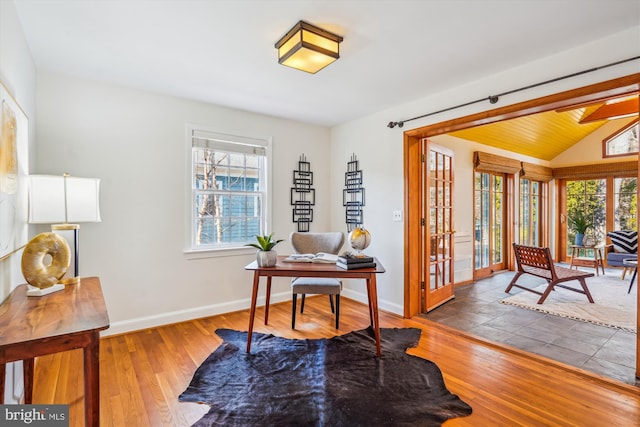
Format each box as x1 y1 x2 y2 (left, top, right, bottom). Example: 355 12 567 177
246 233 284 267
567 211 593 246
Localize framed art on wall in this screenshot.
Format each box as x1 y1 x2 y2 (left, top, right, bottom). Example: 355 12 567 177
0 81 29 260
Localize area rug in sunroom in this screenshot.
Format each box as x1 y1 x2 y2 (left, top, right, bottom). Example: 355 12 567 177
501 273 637 332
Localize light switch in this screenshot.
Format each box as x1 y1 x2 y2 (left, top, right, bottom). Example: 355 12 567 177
393 210 403 222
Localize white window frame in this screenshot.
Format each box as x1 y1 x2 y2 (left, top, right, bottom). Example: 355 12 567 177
185 124 272 258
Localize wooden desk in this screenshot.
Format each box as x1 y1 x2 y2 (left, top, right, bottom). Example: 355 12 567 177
569 245 605 275
245 257 386 356
0 277 109 427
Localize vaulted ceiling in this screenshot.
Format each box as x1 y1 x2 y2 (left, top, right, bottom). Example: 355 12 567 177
449 94 639 160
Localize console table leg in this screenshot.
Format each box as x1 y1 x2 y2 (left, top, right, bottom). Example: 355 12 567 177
0 363 5 403
23 358 34 404
84 333 100 427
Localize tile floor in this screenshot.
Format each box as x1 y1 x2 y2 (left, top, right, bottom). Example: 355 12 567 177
423 268 639 386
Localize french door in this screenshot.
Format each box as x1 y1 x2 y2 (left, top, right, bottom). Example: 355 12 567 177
423 141 455 311
474 172 506 279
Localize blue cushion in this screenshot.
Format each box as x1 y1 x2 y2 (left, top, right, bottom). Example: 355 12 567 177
607 230 637 253
607 251 637 267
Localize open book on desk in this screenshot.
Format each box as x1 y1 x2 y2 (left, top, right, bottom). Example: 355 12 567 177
283 253 339 263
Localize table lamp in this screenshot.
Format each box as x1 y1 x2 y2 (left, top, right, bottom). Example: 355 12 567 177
28 174 101 278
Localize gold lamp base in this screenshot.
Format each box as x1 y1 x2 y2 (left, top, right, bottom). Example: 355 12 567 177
21 232 71 297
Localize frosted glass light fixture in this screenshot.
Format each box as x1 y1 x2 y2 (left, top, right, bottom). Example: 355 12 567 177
28 174 101 277
275 20 343 74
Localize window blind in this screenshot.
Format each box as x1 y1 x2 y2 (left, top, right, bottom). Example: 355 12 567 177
553 161 638 179
192 129 267 156
473 151 521 174
520 162 554 182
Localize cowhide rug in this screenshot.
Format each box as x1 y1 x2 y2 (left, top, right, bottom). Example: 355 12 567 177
179 327 472 426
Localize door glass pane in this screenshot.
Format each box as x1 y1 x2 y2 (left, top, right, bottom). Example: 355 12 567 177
520 178 545 247
481 186 490 268
475 172 506 272
493 191 503 263
475 173 489 269
426 147 454 294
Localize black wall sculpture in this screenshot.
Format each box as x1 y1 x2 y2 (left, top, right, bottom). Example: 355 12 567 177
343 154 365 232
291 154 315 232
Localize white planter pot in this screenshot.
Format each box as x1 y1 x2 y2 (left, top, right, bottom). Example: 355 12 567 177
257 250 277 267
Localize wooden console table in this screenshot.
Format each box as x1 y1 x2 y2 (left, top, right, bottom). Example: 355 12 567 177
245 257 385 356
0 277 109 427
569 245 605 276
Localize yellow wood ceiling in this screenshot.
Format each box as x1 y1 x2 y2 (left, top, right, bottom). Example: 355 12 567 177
449 95 639 161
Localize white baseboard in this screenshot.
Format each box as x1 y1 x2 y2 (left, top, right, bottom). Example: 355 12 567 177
103 291 401 336
103 291 291 336
340 288 403 315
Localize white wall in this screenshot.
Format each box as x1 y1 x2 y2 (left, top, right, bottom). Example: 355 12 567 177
331 26 640 312
0 0 36 404
0 0 36 299
36 72 332 334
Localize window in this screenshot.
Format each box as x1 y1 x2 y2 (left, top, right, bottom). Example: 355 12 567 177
614 177 637 231
189 126 271 251
474 172 506 276
564 177 638 253
603 119 639 157
519 179 541 246
565 179 606 255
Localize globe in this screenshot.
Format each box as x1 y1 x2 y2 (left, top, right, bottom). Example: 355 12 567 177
348 227 371 253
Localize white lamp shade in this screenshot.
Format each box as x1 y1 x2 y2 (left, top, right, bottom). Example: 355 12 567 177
28 175 101 224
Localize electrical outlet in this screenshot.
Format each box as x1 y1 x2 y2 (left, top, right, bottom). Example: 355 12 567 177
393 210 403 222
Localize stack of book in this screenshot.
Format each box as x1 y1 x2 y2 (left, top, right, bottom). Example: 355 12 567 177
336 255 376 270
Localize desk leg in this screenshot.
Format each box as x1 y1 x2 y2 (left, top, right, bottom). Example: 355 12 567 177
84 332 100 427
365 280 374 326
23 358 34 403
264 276 272 325
367 275 382 357
246 272 261 353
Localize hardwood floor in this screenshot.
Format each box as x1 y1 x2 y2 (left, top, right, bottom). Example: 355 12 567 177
33 296 639 426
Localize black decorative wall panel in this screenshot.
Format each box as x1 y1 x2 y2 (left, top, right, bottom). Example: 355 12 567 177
291 155 315 231
343 154 365 232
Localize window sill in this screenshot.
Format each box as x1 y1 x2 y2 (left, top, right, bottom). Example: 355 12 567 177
184 246 256 260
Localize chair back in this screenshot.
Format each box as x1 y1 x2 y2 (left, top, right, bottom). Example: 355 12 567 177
290 232 344 255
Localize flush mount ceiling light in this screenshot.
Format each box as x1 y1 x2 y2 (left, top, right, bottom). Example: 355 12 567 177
275 20 343 74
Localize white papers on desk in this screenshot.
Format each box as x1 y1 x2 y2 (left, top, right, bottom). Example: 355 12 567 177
283 253 339 263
